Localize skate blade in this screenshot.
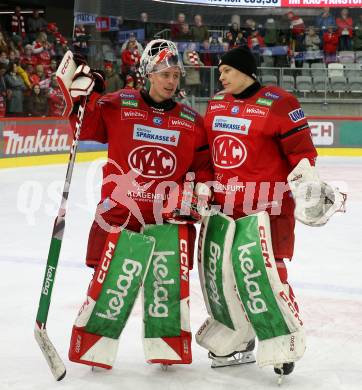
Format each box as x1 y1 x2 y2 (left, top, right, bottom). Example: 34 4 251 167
211 351 256 368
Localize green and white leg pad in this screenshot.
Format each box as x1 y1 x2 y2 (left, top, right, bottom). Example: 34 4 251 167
231 212 306 367
196 213 255 358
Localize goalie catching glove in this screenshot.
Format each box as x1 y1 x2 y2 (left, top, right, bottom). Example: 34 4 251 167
56 51 105 117
287 158 346 227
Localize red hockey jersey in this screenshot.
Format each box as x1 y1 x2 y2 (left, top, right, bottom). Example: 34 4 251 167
204 84 317 258
71 89 212 231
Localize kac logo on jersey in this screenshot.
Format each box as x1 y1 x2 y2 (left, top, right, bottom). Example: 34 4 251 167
153 117 163 126
231 106 240 115
212 116 251 135
212 135 247 169
133 125 180 146
128 145 176 178
288 108 305 123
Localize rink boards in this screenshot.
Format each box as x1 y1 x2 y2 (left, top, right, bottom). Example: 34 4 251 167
0 116 362 168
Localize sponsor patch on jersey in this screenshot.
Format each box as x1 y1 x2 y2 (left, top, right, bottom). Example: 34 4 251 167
153 117 163 126
212 94 225 100
133 124 180 146
288 108 305 123
179 111 195 122
121 108 148 121
264 91 280 100
129 145 176 178
212 134 247 169
256 98 274 107
243 104 269 118
209 102 229 112
182 106 197 117
230 105 240 115
119 92 136 99
121 99 139 108
168 116 194 130
212 116 251 135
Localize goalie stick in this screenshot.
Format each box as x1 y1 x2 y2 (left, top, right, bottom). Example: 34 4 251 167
34 51 86 381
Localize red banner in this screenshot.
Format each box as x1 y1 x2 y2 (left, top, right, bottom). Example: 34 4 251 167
95 16 110 32
1 118 72 157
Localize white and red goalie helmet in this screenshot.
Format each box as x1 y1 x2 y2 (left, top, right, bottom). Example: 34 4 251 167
139 39 185 77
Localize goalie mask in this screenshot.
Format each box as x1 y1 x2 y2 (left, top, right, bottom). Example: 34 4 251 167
139 39 185 77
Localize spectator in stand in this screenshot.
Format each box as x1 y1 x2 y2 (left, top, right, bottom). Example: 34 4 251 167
121 39 141 80
27 9 47 43
247 28 265 67
177 23 193 42
0 51 9 66
32 32 53 73
11 6 26 41
336 8 353 51
15 60 31 89
323 24 339 63
125 74 135 89
191 14 209 43
287 11 305 52
199 39 218 97
47 74 64 116
315 8 336 39
104 62 123 93
25 83 48 116
121 33 143 55
304 27 321 64
264 18 278 48
8 49 17 63
170 13 186 41
183 42 203 97
0 32 8 53
20 44 37 67
47 23 68 61
228 22 240 46
5 61 26 116
353 14 362 50
244 18 257 38
32 64 50 90
139 12 156 42
0 63 7 116
45 58 58 77
73 24 90 58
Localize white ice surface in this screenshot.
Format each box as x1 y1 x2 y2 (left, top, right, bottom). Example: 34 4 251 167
1 157 361 390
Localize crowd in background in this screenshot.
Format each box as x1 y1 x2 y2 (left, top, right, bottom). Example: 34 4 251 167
2 6 362 117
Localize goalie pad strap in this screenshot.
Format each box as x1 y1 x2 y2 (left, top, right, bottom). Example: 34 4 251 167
142 224 192 364
69 229 155 368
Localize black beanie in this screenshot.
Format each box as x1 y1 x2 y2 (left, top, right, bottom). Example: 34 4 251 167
218 46 257 80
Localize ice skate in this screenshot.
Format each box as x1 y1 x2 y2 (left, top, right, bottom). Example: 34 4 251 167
274 362 295 385
209 339 256 368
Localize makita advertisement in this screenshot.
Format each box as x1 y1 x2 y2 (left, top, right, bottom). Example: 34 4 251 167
1 119 72 157
0 116 361 161
0 118 106 158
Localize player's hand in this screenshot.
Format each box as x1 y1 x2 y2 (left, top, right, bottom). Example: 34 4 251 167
163 183 211 224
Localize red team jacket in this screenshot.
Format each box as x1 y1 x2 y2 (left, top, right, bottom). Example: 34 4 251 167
72 88 212 233
204 83 317 259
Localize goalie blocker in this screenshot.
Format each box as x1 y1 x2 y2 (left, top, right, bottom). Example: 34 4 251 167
69 224 193 368
197 212 305 369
